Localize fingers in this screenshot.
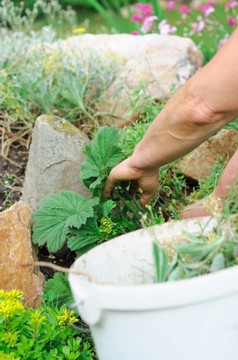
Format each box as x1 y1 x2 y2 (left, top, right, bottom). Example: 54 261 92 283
103 158 160 207
103 174 118 198
129 180 138 195
103 158 138 198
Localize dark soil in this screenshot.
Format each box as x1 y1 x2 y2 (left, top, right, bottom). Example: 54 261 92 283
0 145 28 212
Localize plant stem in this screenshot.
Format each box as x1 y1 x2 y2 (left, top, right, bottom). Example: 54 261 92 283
113 188 141 224
7 316 11 333
34 323 38 342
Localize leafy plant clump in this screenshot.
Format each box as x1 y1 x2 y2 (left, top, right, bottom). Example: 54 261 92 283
32 126 144 255
153 186 238 283
0 290 96 360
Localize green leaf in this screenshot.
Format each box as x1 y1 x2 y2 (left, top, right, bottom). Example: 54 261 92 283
75 243 97 258
102 199 116 217
182 230 205 244
32 207 69 252
177 236 224 261
43 273 74 308
210 253 225 272
168 267 182 282
68 218 101 251
153 242 168 283
80 126 122 192
32 191 98 252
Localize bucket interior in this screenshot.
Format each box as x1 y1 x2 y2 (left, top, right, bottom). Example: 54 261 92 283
72 217 217 286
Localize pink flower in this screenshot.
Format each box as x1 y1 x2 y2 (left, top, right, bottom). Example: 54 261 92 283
201 4 215 16
198 20 205 31
131 31 139 35
194 5 202 10
208 0 217 4
131 13 144 22
191 22 198 31
226 1 238 9
158 19 177 35
214 20 220 25
167 1 175 11
179 5 191 14
135 3 154 16
141 15 158 34
190 20 205 32
228 16 236 26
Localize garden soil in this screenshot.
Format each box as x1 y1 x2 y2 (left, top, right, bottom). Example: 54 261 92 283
0 145 27 212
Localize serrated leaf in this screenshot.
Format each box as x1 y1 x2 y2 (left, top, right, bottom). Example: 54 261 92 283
32 207 69 252
43 273 73 308
80 126 123 187
102 199 116 217
89 176 103 190
68 218 101 251
32 191 98 252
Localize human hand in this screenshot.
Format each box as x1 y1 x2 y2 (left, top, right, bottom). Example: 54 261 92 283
103 156 159 207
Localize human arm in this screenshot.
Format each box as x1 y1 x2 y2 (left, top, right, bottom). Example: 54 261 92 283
103 28 238 207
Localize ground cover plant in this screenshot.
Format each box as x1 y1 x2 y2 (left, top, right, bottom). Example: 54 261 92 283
0 290 96 359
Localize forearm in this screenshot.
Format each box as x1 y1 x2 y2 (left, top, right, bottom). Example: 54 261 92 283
130 28 238 171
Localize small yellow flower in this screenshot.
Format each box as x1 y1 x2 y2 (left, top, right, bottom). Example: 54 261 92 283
0 299 25 318
99 217 113 235
0 352 19 360
72 27 86 33
31 310 46 325
0 290 24 301
57 309 77 326
207 231 216 243
2 331 18 346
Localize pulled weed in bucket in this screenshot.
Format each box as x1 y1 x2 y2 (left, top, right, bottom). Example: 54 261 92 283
153 186 238 283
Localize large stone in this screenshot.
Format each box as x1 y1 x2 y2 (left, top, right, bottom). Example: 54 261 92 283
0 201 44 308
22 115 90 214
50 34 203 126
175 129 238 181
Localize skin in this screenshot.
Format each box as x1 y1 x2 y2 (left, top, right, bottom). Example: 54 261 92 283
103 28 238 217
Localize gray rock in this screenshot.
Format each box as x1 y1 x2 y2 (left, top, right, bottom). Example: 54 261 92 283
22 115 90 213
49 34 204 127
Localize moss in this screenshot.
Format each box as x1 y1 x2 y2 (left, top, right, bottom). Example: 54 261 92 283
39 114 86 141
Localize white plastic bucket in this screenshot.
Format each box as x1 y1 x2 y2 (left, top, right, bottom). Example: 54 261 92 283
69 217 238 360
